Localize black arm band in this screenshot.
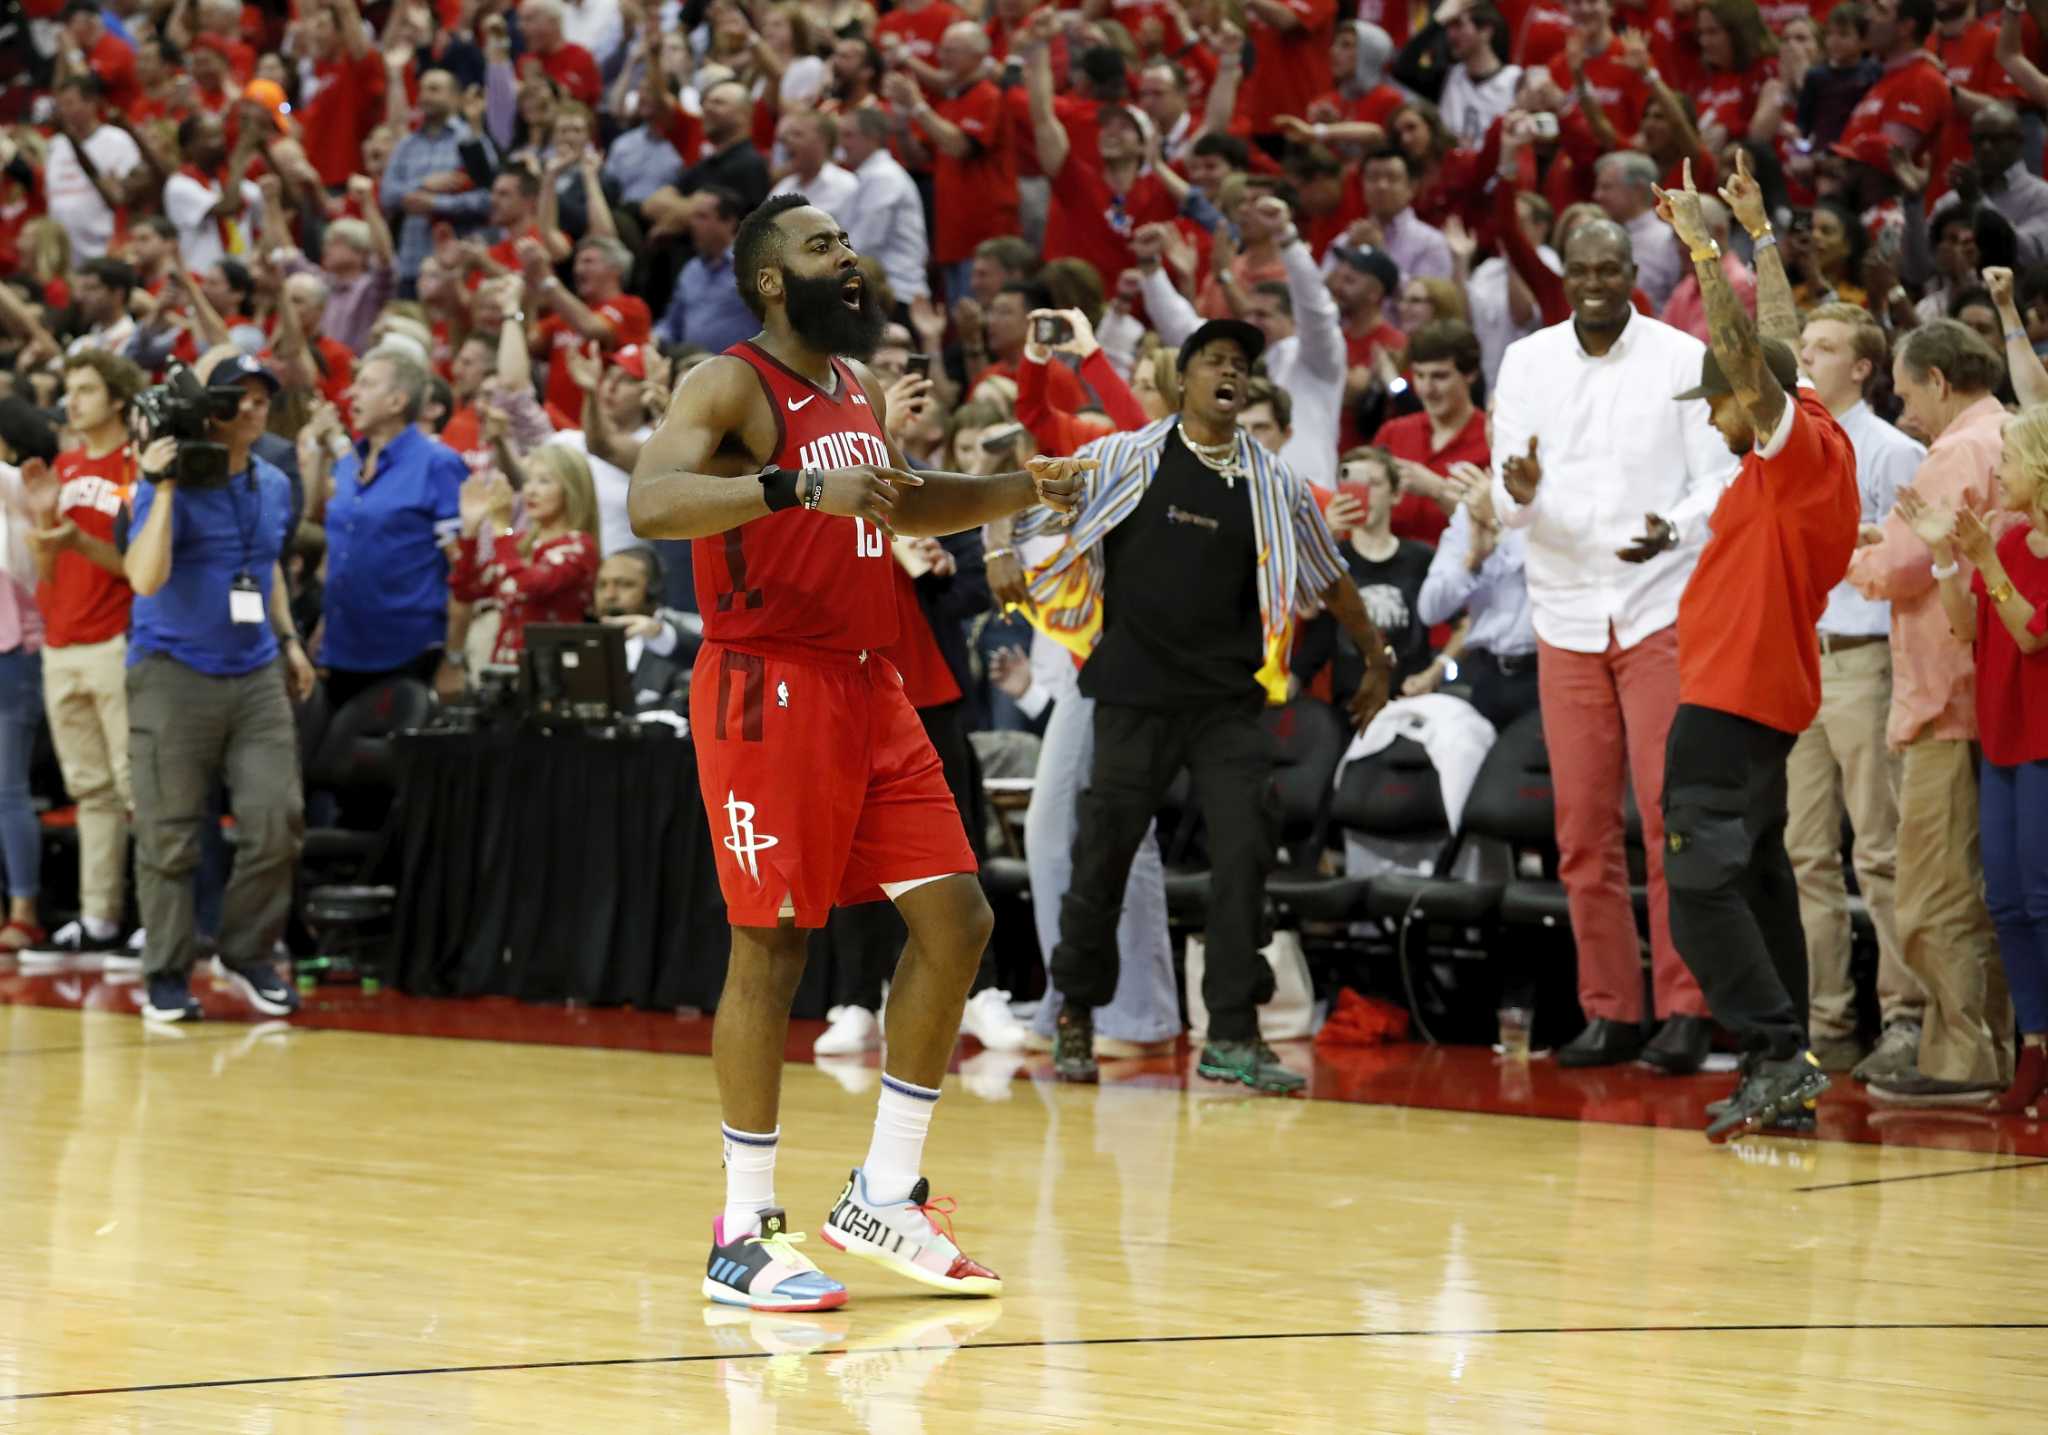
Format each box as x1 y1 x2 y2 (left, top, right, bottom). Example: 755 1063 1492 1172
758 465 800 512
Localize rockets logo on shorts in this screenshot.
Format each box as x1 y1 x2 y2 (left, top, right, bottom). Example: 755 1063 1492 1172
722 791 780 881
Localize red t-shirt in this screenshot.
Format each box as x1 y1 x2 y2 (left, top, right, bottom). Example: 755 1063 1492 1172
1839 52 1952 164
1240 0 1336 136
39 446 135 649
1548 40 1650 136
1513 3 1574 68
303 51 387 187
878 1 965 73
1927 21 2017 204
521 42 602 107
536 293 653 425
1972 524 2048 766
1043 156 1178 293
1373 407 1489 546
925 79 1018 263
1678 390 1860 733
1308 84 1406 130
1696 58 1773 138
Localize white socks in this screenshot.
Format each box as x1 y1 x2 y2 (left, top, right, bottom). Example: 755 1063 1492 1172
720 1124 779 1242
82 916 118 942
862 1074 940 1206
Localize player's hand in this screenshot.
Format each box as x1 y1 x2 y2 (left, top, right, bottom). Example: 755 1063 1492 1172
987 548 1032 609
817 463 923 531
1026 455 1094 513
1501 436 1542 504
1616 512 1676 563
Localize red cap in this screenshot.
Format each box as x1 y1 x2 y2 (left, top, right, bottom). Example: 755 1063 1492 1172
607 344 647 380
1830 130 1892 171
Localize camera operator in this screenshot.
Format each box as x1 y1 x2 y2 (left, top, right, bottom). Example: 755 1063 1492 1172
123 356 315 1024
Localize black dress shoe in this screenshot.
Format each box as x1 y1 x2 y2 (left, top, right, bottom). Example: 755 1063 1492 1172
1639 1015 1715 1075
1556 1018 1644 1068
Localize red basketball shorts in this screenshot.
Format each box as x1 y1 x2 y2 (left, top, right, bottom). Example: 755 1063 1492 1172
690 640 978 929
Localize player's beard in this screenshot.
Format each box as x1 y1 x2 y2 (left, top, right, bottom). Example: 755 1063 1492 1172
782 268 886 360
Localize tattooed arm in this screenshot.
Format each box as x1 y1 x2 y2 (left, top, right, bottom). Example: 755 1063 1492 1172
1656 159 1787 439
1718 147 1800 348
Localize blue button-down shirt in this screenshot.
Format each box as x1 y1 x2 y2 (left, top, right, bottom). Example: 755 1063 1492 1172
657 248 756 354
382 118 496 281
322 428 466 672
1822 399 1922 638
128 458 293 677
603 124 685 206
1416 506 1538 658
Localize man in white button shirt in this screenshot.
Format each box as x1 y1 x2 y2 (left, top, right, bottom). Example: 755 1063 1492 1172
1138 195 1346 488
1786 302 1926 1079
769 110 859 228
838 107 931 307
1491 218 1738 1072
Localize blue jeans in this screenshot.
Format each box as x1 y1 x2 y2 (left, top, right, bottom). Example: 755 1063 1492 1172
1981 757 2048 1032
1024 679 1180 1042
0 650 42 901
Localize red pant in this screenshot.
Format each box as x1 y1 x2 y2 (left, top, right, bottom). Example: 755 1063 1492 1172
691 641 977 929
1535 625 1705 1021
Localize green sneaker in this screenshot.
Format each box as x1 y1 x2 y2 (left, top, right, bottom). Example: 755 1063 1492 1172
1196 1039 1305 1095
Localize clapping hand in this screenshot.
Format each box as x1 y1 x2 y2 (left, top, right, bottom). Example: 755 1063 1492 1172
1617 513 1677 563
458 471 499 534
20 457 57 528
1894 484 1957 558
563 341 604 393
1501 436 1542 504
1953 506 1997 568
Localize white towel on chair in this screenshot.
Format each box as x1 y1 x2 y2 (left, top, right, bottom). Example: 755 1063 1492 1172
1334 694 1499 832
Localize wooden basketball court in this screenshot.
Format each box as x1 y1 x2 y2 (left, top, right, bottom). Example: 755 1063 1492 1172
3 980 2045 1432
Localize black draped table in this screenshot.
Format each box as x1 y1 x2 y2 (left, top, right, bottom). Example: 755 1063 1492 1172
390 732 878 1016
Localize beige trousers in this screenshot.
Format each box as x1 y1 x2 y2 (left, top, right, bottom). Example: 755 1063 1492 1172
42 634 131 923
1895 737 2011 1085
1786 643 1924 1036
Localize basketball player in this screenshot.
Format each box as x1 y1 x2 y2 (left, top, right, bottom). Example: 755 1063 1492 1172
629 195 1089 1312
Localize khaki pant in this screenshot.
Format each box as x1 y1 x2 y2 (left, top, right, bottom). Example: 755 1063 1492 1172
42 634 130 923
1786 643 1924 1037
1896 737 2012 1085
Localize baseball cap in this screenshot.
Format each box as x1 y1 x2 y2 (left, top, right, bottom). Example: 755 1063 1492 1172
1332 244 1401 295
607 344 647 380
241 78 293 133
1177 318 1265 374
208 353 281 394
1672 337 1799 401
1829 131 1891 171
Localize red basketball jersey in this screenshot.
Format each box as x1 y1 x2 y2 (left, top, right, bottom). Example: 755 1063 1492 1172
694 342 901 654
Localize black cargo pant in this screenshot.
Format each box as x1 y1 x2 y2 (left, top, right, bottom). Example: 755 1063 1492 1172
1662 703 1808 1058
1051 698 1275 1042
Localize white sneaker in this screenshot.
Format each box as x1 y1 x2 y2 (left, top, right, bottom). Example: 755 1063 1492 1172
960 988 1029 1051
813 1005 880 1057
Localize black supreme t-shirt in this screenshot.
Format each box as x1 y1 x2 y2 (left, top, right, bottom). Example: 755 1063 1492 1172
1080 428 1263 708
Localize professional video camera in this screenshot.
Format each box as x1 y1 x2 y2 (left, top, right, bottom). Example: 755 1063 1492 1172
130 365 243 487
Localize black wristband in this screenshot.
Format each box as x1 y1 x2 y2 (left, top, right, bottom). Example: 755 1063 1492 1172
758 464 800 512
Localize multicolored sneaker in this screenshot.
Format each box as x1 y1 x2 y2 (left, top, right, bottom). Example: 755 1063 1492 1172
820 1168 1003 1296
1196 1038 1306 1094
702 1208 848 1312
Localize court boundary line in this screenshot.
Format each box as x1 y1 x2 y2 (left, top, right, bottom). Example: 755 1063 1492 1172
1795 1159 2048 1192
9 1321 2048 1403
0 1029 258 1058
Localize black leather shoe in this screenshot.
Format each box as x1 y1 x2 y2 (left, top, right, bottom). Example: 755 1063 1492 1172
1556 1018 1644 1068
1639 1015 1715 1075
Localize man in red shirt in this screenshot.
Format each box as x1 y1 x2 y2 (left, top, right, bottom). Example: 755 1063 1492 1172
301 0 388 188
516 0 604 107
1240 0 1336 138
30 350 143 954
1838 0 1950 167
1373 319 1485 545
881 23 1017 297
1647 164 1860 1142
1548 0 1650 138
1025 29 1190 287
877 0 967 78
523 233 651 426
58 1 140 117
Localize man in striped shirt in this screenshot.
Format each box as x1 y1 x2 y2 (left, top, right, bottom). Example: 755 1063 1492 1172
1010 318 1392 1093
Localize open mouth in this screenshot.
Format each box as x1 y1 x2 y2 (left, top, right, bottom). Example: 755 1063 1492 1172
1213 380 1240 408
839 273 864 310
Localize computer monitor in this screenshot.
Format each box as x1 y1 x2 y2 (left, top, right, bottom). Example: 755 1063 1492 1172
521 623 632 726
